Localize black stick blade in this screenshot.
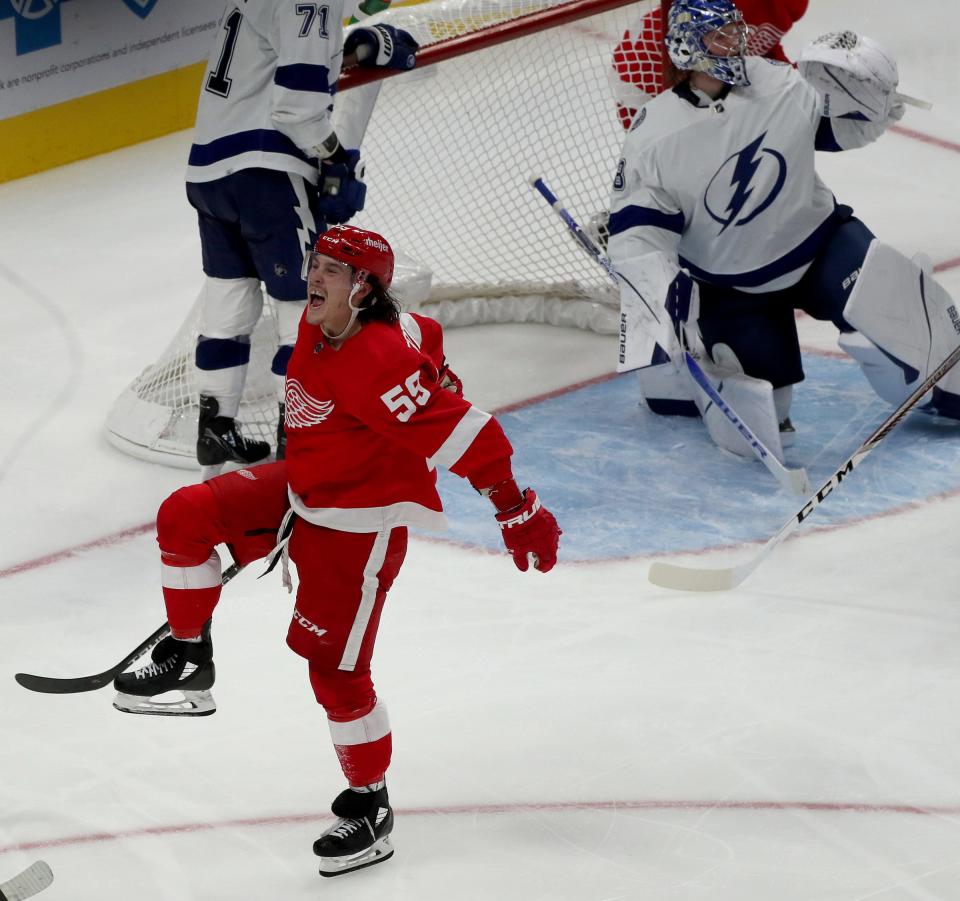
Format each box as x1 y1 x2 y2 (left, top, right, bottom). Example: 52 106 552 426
14 622 171 695
14 671 118 694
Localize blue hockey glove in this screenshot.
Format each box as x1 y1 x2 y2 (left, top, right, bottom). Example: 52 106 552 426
344 24 418 70
318 150 366 225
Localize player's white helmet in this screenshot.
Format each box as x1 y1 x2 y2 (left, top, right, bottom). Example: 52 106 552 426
666 0 750 87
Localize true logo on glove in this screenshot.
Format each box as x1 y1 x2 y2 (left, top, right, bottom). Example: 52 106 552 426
497 495 542 529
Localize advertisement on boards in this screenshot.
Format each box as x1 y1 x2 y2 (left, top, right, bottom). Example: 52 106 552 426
0 0 221 120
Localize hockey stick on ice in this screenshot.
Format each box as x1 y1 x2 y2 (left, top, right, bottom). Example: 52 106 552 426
649 340 960 591
0 861 53 901
14 563 243 694
529 175 811 495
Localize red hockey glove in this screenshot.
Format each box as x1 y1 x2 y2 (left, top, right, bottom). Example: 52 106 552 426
494 488 561 573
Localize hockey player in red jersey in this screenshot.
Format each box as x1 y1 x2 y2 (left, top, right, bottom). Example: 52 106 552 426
612 0 809 128
112 225 561 877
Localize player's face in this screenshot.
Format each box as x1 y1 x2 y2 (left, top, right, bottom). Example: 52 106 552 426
703 21 746 58
304 254 358 330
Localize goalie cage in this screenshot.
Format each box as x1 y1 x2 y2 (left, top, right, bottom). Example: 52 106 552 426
106 0 672 468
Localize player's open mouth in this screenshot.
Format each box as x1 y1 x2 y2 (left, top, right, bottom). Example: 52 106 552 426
308 290 325 308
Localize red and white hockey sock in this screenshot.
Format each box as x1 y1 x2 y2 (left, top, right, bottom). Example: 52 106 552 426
327 700 392 787
161 549 222 638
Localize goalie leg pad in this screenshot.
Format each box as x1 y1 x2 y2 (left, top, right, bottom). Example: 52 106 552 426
838 330 922 407
692 364 786 464
843 240 960 416
637 363 698 417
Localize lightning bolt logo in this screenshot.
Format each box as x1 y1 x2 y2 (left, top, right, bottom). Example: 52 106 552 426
704 132 787 233
724 134 764 233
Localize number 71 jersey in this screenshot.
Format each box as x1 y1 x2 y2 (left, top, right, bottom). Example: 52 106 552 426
284 312 515 533
187 0 347 185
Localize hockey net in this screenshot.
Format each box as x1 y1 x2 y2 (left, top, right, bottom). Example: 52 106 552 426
106 0 669 468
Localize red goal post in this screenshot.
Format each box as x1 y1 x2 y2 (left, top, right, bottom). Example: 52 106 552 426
341 0 671 91
105 0 671 468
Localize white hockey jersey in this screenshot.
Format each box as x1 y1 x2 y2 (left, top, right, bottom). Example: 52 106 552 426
187 0 350 185
608 58 887 294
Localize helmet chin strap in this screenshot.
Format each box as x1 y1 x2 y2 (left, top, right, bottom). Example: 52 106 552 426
321 268 370 343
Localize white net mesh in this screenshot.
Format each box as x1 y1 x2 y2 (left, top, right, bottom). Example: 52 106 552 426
105 0 667 468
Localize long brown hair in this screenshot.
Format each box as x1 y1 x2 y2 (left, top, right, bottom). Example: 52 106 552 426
358 278 402 325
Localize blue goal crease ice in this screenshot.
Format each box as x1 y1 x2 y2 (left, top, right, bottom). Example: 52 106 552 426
423 357 960 561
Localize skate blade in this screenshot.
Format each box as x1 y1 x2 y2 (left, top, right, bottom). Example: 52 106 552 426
113 689 216 717
318 836 394 877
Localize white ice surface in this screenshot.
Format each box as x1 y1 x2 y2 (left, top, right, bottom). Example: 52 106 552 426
2 1 960 898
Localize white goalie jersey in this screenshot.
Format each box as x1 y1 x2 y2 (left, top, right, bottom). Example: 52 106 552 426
608 58 888 296
187 0 349 185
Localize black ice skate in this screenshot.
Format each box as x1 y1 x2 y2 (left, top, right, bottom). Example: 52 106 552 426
196 395 270 468
779 417 797 448
313 785 394 877
113 620 216 716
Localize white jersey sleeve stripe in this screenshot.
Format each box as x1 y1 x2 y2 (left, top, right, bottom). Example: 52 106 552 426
328 700 391 746
161 550 222 590
427 405 492 470
399 312 423 349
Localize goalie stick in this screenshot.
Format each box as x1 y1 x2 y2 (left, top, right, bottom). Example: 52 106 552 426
0 861 53 901
894 91 932 111
14 563 242 694
649 340 960 591
529 176 811 495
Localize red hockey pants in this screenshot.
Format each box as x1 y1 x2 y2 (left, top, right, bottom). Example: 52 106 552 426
155 462 407 786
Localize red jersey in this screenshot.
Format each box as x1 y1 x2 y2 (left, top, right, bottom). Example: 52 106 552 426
284 311 514 533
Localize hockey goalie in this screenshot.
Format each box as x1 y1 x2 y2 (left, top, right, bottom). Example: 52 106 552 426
608 0 960 467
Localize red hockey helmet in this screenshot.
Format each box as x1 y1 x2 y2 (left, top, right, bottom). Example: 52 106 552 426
305 225 395 290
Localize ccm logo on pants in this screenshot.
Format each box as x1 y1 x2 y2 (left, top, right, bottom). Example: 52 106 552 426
293 609 327 636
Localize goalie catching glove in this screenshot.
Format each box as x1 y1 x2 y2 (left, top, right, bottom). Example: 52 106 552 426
482 479 561 573
344 23 419 70
798 31 903 124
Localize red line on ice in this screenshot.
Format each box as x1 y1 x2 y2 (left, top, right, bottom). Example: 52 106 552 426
0 522 154 580
890 123 960 155
2 797 958 856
